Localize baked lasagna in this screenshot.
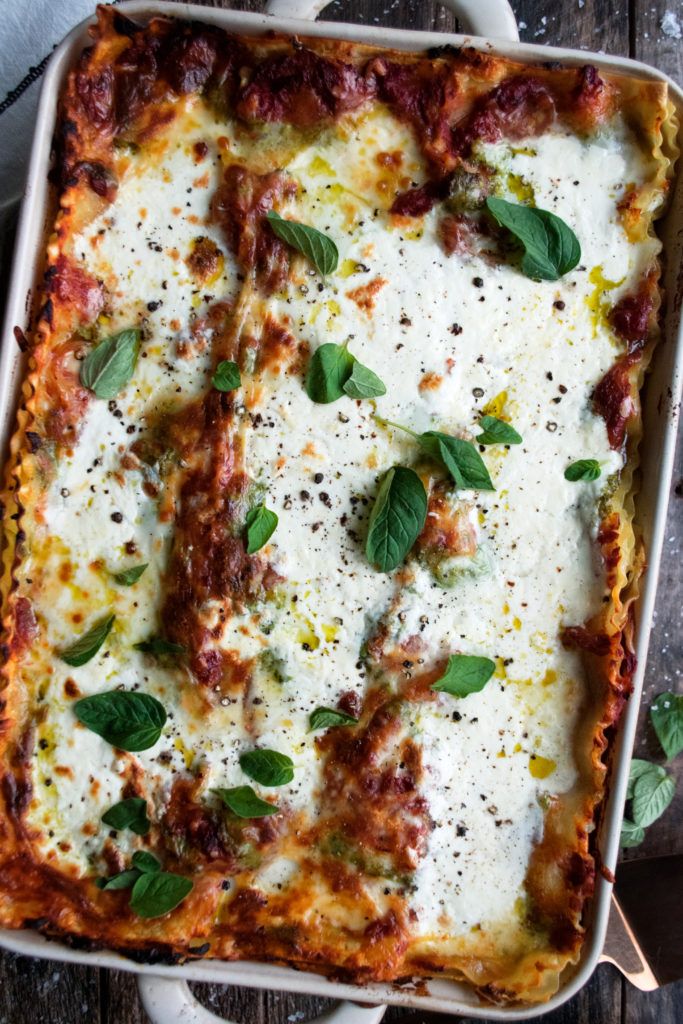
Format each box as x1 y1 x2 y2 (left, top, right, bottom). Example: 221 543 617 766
0 6 677 1004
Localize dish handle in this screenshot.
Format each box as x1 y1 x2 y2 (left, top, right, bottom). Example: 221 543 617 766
264 0 520 41
137 975 387 1024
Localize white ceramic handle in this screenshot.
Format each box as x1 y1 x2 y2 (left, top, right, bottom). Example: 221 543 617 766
138 975 387 1024
265 0 520 41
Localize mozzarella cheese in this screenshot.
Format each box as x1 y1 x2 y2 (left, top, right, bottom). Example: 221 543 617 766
27 96 657 941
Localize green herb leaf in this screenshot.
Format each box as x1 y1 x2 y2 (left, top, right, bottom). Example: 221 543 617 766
309 707 359 731
113 564 148 587
134 637 186 657
306 342 385 404
74 691 167 752
631 765 676 828
377 419 495 492
80 328 141 399
214 785 278 818
266 211 338 277
102 797 150 836
98 869 141 891
485 197 581 281
61 614 115 667
626 758 655 800
131 850 161 874
306 343 354 404
365 466 427 572
476 415 522 446
239 749 294 787
650 691 683 761
213 360 241 392
421 433 494 491
129 871 193 919
564 459 601 482
620 818 645 849
431 654 496 697
343 362 387 400
245 504 278 554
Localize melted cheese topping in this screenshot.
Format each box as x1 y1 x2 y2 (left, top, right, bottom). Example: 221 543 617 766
24 97 658 947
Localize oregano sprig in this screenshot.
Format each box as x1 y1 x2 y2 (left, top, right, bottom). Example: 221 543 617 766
476 415 522 446
214 786 278 818
266 211 338 277
239 749 294 787
306 342 386 404
61 614 115 667
376 418 494 492
80 328 141 399
432 654 496 698
485 197 581 281
565 459 601 482
74 690 167 752
245 504 278 554
365 466 427 572
309 707 358 731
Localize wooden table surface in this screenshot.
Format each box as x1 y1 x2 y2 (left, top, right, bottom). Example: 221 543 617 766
1 0 681 1021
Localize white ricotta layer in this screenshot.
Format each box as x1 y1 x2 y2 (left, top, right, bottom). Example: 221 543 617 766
27 99 658 943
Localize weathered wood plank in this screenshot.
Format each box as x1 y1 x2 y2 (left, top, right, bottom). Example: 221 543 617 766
623 981 683 1024
0 951 100 1024
632 0 683 85
514 0 630 55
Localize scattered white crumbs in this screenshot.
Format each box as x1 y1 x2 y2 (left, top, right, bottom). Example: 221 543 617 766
661 10 682 39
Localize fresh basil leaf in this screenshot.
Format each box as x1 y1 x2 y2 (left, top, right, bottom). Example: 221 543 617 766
626 758 655 800
102 797 150 836
564 459 601 482
485 197 581 281
61 614 115 667
343 362 387 400
131 850 161 874
631 765 675 828
245 504 278 554
113 564 148 587
365 466 427 572
431 654 496 697
650 691 683 761
74 690 167 752
266 211 338 276
239 749 294 787
309 707 359 731
214 785 278 818
422 433 495 491
98 869 141 891
476 415 522 446
129 871 193 919
213 360 241 392
134 636 186 657
80 328 141 399
620 818 645 849
306 343 354 404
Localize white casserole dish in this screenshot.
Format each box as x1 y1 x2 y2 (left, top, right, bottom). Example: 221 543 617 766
0 1 681 1020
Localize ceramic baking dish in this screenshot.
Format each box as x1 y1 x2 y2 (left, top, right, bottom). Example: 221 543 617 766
0 1 681 1020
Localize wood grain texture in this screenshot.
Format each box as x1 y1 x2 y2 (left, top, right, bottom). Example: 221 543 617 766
0 1 680 1021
